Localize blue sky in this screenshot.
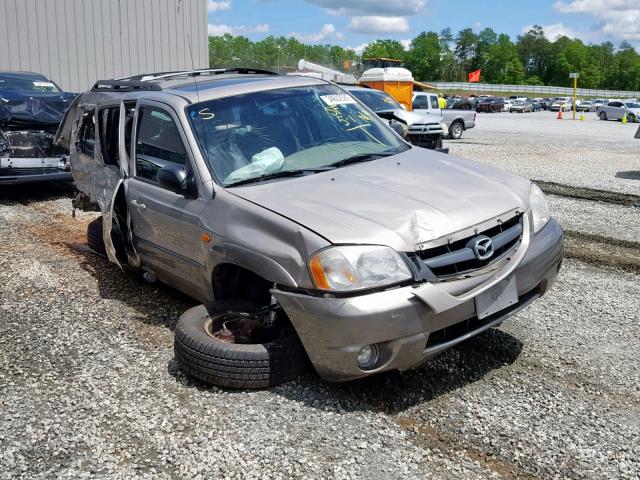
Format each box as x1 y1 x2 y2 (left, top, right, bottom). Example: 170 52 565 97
207 0 640 51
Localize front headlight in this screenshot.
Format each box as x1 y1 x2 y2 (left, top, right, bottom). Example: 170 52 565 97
440 121 449 136
530 183 550 233
309 246 412 291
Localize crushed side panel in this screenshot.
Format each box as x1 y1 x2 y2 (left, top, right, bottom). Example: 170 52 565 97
70 103 124 267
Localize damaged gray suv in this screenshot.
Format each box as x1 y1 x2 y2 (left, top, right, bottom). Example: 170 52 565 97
56 69 563 388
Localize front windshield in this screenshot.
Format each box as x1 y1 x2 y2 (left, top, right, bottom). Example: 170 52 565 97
349 89 401 112
0 76 61 93
187 84 408 186
624 102 640 108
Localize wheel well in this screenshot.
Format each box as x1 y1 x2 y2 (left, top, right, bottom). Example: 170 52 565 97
212 263 273 305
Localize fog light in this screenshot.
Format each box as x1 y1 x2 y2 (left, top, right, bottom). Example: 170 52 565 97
357 344 379 369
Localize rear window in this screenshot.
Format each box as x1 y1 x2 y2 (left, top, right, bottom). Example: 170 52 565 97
350 89 401 112
0 76 60 93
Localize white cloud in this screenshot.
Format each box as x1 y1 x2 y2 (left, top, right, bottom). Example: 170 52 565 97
521 22 578 40
207 0 232 12
306 0 426 16
554 0 636 13
208 23 269 36
554 0 640 42
347 43 369 55
400 39 412 50
348 16 410 34
291 24 342 43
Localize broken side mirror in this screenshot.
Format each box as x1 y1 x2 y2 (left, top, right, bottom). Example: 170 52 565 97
158 165 190 195
389 122 408 139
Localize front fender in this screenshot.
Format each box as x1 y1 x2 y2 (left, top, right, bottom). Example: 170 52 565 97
208 242 298 288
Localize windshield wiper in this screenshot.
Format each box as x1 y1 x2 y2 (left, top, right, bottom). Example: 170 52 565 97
226 168 333 187
328 150 399 169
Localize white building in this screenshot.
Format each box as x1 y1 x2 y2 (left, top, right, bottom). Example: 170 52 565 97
0 0 208 91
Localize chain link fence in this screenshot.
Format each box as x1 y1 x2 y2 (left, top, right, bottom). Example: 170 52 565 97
429 82 640 98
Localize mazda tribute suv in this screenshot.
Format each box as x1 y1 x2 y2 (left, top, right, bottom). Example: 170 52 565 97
55 68 564 388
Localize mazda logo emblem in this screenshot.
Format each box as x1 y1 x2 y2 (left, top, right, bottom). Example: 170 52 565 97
469 235 494 261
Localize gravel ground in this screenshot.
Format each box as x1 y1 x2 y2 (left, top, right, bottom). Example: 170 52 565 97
1 112 639 479
448 111 640 195
547 194 640 243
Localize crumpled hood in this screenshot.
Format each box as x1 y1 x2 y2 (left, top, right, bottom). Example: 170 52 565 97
0 90 77 128
393 109 443 125
230 148 532 252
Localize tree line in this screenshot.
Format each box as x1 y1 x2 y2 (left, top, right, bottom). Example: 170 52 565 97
209 25 640 91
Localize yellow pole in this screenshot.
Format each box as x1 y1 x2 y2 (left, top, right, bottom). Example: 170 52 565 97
573 77 577 120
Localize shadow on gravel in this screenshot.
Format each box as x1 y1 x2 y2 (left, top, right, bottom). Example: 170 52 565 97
615 170 640 181
274 328 523 415
67 244 196 331
166 326 523 408
0 181 75 205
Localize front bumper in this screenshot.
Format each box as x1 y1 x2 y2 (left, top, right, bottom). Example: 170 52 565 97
0 156 72 184
273 219 564 381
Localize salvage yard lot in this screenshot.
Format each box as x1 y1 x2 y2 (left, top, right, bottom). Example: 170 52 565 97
1 112 639 479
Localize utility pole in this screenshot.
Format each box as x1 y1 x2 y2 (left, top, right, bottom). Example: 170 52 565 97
569 72 579 120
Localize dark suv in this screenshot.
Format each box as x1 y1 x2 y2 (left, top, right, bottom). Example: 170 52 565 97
476 97 505 113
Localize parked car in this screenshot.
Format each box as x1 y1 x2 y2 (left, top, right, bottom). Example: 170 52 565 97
56 68 563 388
345 86 448 151
576 100 592 112
530 100 542 112
550 100 570 112
0 71 75 184
412 92 476 139
503 100 513 112
597 100 640 122
539 98 552 110
475 96 505 113
510 100 533 113
449 98 475 110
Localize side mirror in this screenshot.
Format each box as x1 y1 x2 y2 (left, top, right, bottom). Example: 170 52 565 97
389 121 408 138
158 165 188 194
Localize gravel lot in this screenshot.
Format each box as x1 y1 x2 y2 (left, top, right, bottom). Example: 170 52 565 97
448 111 640 195
547 194 640 243
1 113 639 479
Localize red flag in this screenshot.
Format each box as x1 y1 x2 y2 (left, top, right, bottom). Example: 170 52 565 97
468 69 481 83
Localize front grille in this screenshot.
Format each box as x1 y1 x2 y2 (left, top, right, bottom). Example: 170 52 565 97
408 123 443 134
414 214 523 278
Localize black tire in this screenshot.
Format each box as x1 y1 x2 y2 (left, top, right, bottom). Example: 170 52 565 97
87 216 126 259
174 301 309 389
599 111 607 121
628 114 636 123
449 121 464 140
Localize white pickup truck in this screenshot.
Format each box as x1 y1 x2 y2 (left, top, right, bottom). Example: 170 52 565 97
412 92 476 140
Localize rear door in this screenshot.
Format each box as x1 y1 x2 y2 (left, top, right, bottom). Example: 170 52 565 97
608 102 623 119
126 100 209 298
